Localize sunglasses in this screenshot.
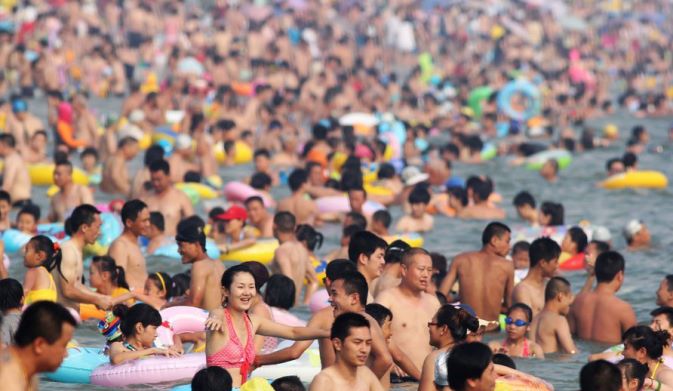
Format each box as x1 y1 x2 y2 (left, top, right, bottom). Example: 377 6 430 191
505 317 528 327
427 322 439 327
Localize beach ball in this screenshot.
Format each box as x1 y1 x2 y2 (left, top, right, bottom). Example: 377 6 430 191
309 289 330 314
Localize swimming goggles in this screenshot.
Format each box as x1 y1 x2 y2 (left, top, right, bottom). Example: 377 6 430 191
504 317 529 327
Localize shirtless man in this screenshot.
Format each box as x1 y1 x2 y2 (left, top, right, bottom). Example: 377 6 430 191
277 169 319 225
439 222 514 321
0 133 31 206
169 218 225 311
108 199 150 290
270 212 312 305
568 251 636 344
656 275 673 307
458 178 505 220
244 196 274 237
142 159 193 236
55 204 112 312
48 160 94 222
512 191 539 226
511 237 560 317
20 130 48 164
167 134 198 183
100 136 140 197
376 248 441 371
309 312 384 391
349 231 387 303
8 99 45 148
0 302 76 391
373 240 410 297
529 277 576 354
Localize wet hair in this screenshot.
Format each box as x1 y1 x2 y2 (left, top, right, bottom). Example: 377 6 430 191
14 301 77 347
402 247 431 266
622 152 637 168
296 224 324 252
29 235 64 281
567 226 588 253
18 203 40 222
595 251 625 283
325 259 357 282
651 307 673 326
493 353 516 369
580 360 622 390
365 303 393 326
590 240 610 254
436 304 479 341
331 312 370 341
342 224 363 240
0 278 23 311
617 359 648 391
622 325 670 360
0 133 16 148
147 272 173 299
250 172 272 190
469 177 492 202
408 186 431 204
149 211 165 232
55 159 73 172
113 303 161 339
506 303 533 323
92 256 129 290
385 240 410 264
221 264 254 291
273 211 296 233
171 273 191 297
0 190 10 204
68 204 100 233
529 237 561 268
271 375 305 391
344 212 367 230
264 274 296 310
511 241 530 255
244 196 265 207
254 148 271 159
80 147 99 161
149 159 170 175
245 261 270 292
191 366 233 391
288 168 308 192
446 342 493 391
143 145 165 168
348 231 387 263
540 202 564 225
606 158 622 172
481 222 511 246
377 163 396 180
545 276 571 302
334 271 369 306
447 186 468 207
372 210 392 229
121 199 148 226
513 191 536 208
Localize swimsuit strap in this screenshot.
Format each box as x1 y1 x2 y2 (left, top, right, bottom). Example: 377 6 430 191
223 307 255 383
523 338 531 358
123 341 137 352
651 358 663 379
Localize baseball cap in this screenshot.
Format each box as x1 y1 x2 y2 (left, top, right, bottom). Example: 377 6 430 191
216 205 247 221
592 226 612 242
623 220 643 240
11 99 27 113
401 166 429 186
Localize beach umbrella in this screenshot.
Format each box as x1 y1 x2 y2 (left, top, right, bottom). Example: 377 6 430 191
177 57 204 76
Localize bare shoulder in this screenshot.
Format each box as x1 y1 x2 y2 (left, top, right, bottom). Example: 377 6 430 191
421 291 441 307
374 286 397 303
310 369 336 390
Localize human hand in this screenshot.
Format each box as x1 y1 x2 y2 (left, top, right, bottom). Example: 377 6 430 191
96 295 113 310
205 312 224 331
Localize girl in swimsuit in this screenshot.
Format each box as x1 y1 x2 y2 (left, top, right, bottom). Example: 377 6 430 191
205 264 330 387
89 256 134 305
22 235 60 306
113 271 174 310
489 303 544 359
622 325 673 390
618 358 648 391
108 303 182 365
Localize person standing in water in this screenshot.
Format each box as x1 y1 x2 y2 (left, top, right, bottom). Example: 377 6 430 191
512 237 561 317
142 159 194 236
0 133 31 207
270 212 312 305
108 199 150 290
48 160 94 222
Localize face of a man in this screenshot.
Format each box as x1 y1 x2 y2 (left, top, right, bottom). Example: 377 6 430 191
361 248 385 279
38 322 75 372
151 170 170 193
402 253 432 292
333 326 372 367
329 279 357 316
128 207 150 236
246 201 266 224
82 214 102 244
177 241 200 264
53 165 72 188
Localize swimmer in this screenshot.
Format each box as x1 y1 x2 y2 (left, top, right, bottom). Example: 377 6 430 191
512 237 560 317
395 186 434 233
0 133 31 206
539 159 559 183
108 199 150 290
656 275 673 307
270 212 313 305
244 196 274 238
22 236 60 306
538 202 564 227
213 205 257 254
277 169 319 225
561 226 588 263
369 210 392 238
16 204 39 234
89 256 133 305
529 277 577 354
623 219 651 251
349 231 387 303
489 303 544 359
100 136 140 197
142 159 194 236
579 360 621 391
446 342 496 391
48 160 94 223
510 241 530 283
326 224 362 262
620 326 673 389
145 211 172 255
458 177 505 220
20 130 48 164
512 191 539 226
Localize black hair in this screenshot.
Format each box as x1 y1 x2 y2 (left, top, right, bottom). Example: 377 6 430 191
595 251 625 283
0 278 23 311
273 211 296 233
0 190 10 204
507 303 533 323
431 252 448 286
254 148 271 159
28 235 64 280
18 203 40 222
493 353 516 369
335 271 369 306
271 375 305 391
92 255 130 290
622 325 670 360
331 312 370 341
221 264 254 291
384 240 410 264
113 303 162 338
143 145 165 168
296 224 323 252
617 359 648 391
344 212 367 230
245 261 270 293
446 342 493 391
244 196 265 207
622 152 637 168
342 224 364 240
481 222 511 246
529 237 561 268
55 159 73 171
121 199 148 227
447 186 468 207
147 272 173 299
208 207 225 221
264 274 296 310
325 259 358 282
183 171 201 183
436 304 479 341
149 159 170 175
470 177 492 202
511 241 530 255
171 273 191 297
590 240 610 254
651 307 673 326
0 133 16 148
288 168 308 192
408 186 431 204
191 366 233 391
14 301 77 347
567 226 588 253
149 211 165 231
540 202 564 225
250 172 272 190
80 147 99 161
513 191 536 208
377 163 395 180
68 204 100 233
372 210 392 229
545 276 571 302
117 136 138 149
348 231 387 263
364 303 393 326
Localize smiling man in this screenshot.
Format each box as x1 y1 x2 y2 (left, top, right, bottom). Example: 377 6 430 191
348 231 387 303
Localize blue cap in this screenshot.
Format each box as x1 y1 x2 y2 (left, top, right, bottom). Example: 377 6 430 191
12 99 27 113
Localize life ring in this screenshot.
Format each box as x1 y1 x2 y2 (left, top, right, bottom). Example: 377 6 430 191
525 150 572 170
91 353 206 387
214 140 253 165
383 233 424 248
558 252 585 271
495 375 553 391
2 229 62 254
311 257 327 287
363 183 393 197
9 163 89 186
511 225 569 246
151 125 178 145
223 181 275 208
481 143 497 161
600 171 668 190
308 289 330 314
175 182 218 200
45 347 109 384
315 196 385 215
79 304 106 322
152 239 221 260
138 132 152 150
219 239 279 264
156 306 208 347
497 80 541 121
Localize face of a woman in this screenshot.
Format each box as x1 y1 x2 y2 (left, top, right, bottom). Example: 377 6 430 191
427 315 446 348
224 272 256 311
505 308 530 341
136 323 158 348
89 263 105 289
23 242 44 267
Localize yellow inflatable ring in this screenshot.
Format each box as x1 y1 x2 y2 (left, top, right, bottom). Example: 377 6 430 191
364 183 394 196
384 233 424 248
175 182 218 200
0 163 91 186
601 170 668 189
219 239 279 264
214 140 253 165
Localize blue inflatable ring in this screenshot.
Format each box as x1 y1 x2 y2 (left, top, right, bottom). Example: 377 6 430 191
497 80 541 121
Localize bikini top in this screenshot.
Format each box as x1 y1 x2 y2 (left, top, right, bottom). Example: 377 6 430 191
206 308 256 383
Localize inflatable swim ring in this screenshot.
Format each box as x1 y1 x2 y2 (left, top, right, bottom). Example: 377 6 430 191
0 163 89 186
79 304 106 322
175 182 218 200
497 80 541 121
384 233 424 248
481 143 497 161
156 306 208 347
91 353 205 387
309 289 330 313
558 252 585 271
315 196 385 215
151 126 178 145
468 86 493 119
214 140 253 165
3 229 60 254
311 257 327 286
363 183 394 197
525 150 572 170
219 239 279 264
600 171 668 189
224 181 275 208
152 239 221 260
45 347 109 384
495 375 553 391
83 212 123 256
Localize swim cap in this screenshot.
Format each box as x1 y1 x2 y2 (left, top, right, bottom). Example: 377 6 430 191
623 220 643 240
603 124 618 138
98 312 122 342
592 226 612 242
11 99 27 113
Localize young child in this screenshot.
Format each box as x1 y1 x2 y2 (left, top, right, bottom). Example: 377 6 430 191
529 277 576 354
214 205 256 254
16 204 40 234
0 190 11 231
0 278 23 346
22 235 60 306
510 241 530 283
370 210 391 237
146 211 172 254
489 303 544 359
80 147 102 185
560 226 588 266
108 303 182 365
396 186 434 233
89 255 133 304
117 272 173 310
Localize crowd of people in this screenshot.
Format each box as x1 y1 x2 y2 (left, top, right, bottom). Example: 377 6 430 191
0 0 671 390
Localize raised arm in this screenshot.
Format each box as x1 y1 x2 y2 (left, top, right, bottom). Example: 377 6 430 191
439 257 459 297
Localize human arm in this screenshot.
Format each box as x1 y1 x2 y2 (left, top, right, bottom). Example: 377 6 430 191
419 351 438 391
556 319 577 354
580 260 595 294
389 339 421 380
438 257 459 297
365 316 394 380
1 161 16 193
644 378 673 391
531 342 545 359
80 185 94 205
502 264 515 310
219 237 256 254
108 342 180 365
253 313 330 341
620 305 638 334
59 247 111 308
